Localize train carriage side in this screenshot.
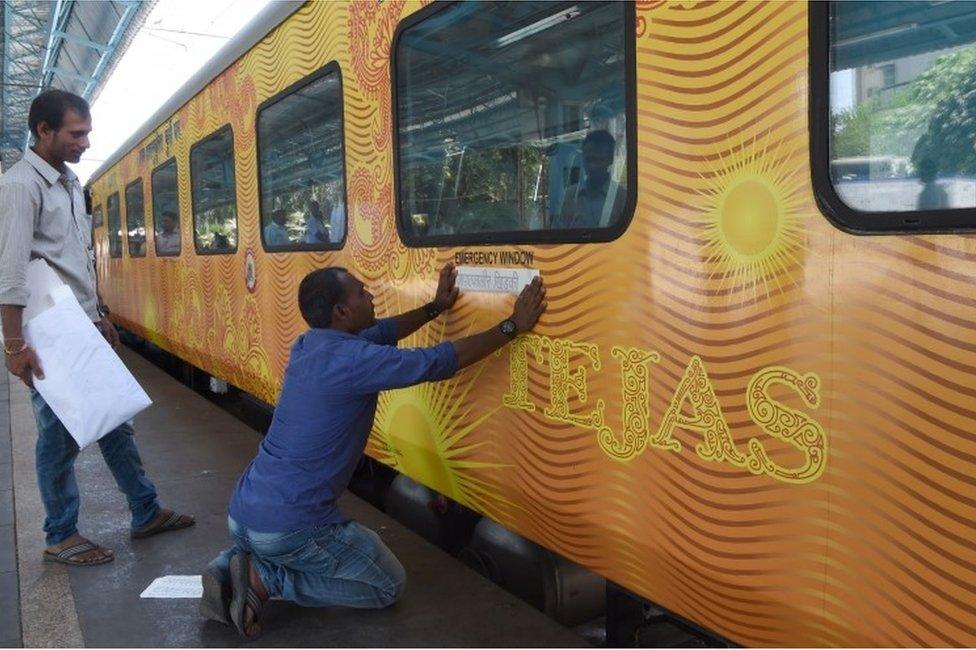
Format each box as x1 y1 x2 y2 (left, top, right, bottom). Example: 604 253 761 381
88 1 976 646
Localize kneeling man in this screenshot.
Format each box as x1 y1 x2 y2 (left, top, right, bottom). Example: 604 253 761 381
203 263 546 639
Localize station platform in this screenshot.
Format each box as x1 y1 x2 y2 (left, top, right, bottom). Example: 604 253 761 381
2 348 591 648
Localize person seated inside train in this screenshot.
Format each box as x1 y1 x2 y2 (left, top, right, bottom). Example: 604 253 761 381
156 211 180 255
302 199 330 244
263 209 290 246
552 129 625 229
201 263 547 640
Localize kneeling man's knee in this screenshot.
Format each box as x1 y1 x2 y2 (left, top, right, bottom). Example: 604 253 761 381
378 562 406 607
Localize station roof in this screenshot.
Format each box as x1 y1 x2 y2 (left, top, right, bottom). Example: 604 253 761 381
1 0 154 171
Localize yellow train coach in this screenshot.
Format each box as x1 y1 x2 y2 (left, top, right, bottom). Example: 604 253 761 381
87 1 976 645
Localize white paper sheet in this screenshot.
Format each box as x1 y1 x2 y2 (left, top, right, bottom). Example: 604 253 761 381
455 266 539 294
140 575 203 599
22 259 151 449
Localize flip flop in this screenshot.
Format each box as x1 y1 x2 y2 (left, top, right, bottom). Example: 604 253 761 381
200 565 231 625
131 510 195 539
43 540 114 566
229 552 267 640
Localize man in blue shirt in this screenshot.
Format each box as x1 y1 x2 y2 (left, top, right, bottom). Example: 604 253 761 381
203 263 546 639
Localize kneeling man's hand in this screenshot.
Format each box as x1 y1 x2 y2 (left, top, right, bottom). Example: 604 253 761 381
432 263 460 312
510 276 547 334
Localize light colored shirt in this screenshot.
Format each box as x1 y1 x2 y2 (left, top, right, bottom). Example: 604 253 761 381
330 202 345 243
556 178 625 229
155 230 181 255
264 221 290 246
0 148 98 320
229 318 458 532
303 214 327 244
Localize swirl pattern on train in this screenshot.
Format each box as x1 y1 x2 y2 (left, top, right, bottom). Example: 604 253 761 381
89 2 976 645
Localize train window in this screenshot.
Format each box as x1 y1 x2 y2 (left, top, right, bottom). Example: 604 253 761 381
152 158 181 257
190 125 238 254
124 179 147 257
92 205 103 228
106 192 122 258
812 1 976 231
257 63 346 252
393 0 636 245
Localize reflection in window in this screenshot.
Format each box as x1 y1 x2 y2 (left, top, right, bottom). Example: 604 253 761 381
191 126 238 253
107 192 122 258
829 1 976 212
125 180 146 257
396 1 630 240
258 67 346 251
152 158 181 256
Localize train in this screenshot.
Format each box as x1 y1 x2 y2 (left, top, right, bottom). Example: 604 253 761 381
86 1 976 645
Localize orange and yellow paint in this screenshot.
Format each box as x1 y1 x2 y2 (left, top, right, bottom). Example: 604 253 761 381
89 2 976 646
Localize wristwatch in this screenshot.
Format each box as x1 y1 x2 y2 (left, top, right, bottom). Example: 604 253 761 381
423 301 442 320
499 318 518 339
97 303 110 318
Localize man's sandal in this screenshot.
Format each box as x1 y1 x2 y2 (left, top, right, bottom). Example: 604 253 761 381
200 565 231 625
229 552 267 640
131 510 195 539
42 540 114 566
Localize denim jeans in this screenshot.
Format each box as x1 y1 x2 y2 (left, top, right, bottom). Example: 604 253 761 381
209 516 406 609
31 390 160 546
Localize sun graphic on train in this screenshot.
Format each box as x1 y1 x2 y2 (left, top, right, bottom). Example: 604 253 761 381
370 339 510 516
699 134 806 296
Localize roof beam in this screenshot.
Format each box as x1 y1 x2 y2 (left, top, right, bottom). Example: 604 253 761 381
83 1 141 98
52 30 110 54
48 66 93 85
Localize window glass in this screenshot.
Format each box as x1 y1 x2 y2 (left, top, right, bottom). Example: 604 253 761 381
395 1 631 242
125 180 146 257
258 66 346 251
191 126 238 253
829 1 976 213
106 192 122 258
152 158 181 256
92 205 103 228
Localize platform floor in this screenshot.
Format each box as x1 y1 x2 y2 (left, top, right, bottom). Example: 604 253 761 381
5 348 590 647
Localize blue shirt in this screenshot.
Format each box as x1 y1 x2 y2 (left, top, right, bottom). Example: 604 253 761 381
229 318 458 532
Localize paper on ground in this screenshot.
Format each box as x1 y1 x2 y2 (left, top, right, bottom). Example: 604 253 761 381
140 575 203 599
455 266 539 294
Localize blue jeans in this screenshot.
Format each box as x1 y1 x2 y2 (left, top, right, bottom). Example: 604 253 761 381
31 390 160 546
209 516 406 609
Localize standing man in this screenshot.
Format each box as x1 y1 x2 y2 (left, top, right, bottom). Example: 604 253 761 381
302 199 329 244
0 89 194 566
554 129 626 229
203 264 546 639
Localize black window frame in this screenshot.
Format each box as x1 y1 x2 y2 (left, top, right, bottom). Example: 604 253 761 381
189 124 239 255
809 1 976 234
124 178 147 258
256 61 348 253
391 0 639 248
106 191 123 259
151 156 182 257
